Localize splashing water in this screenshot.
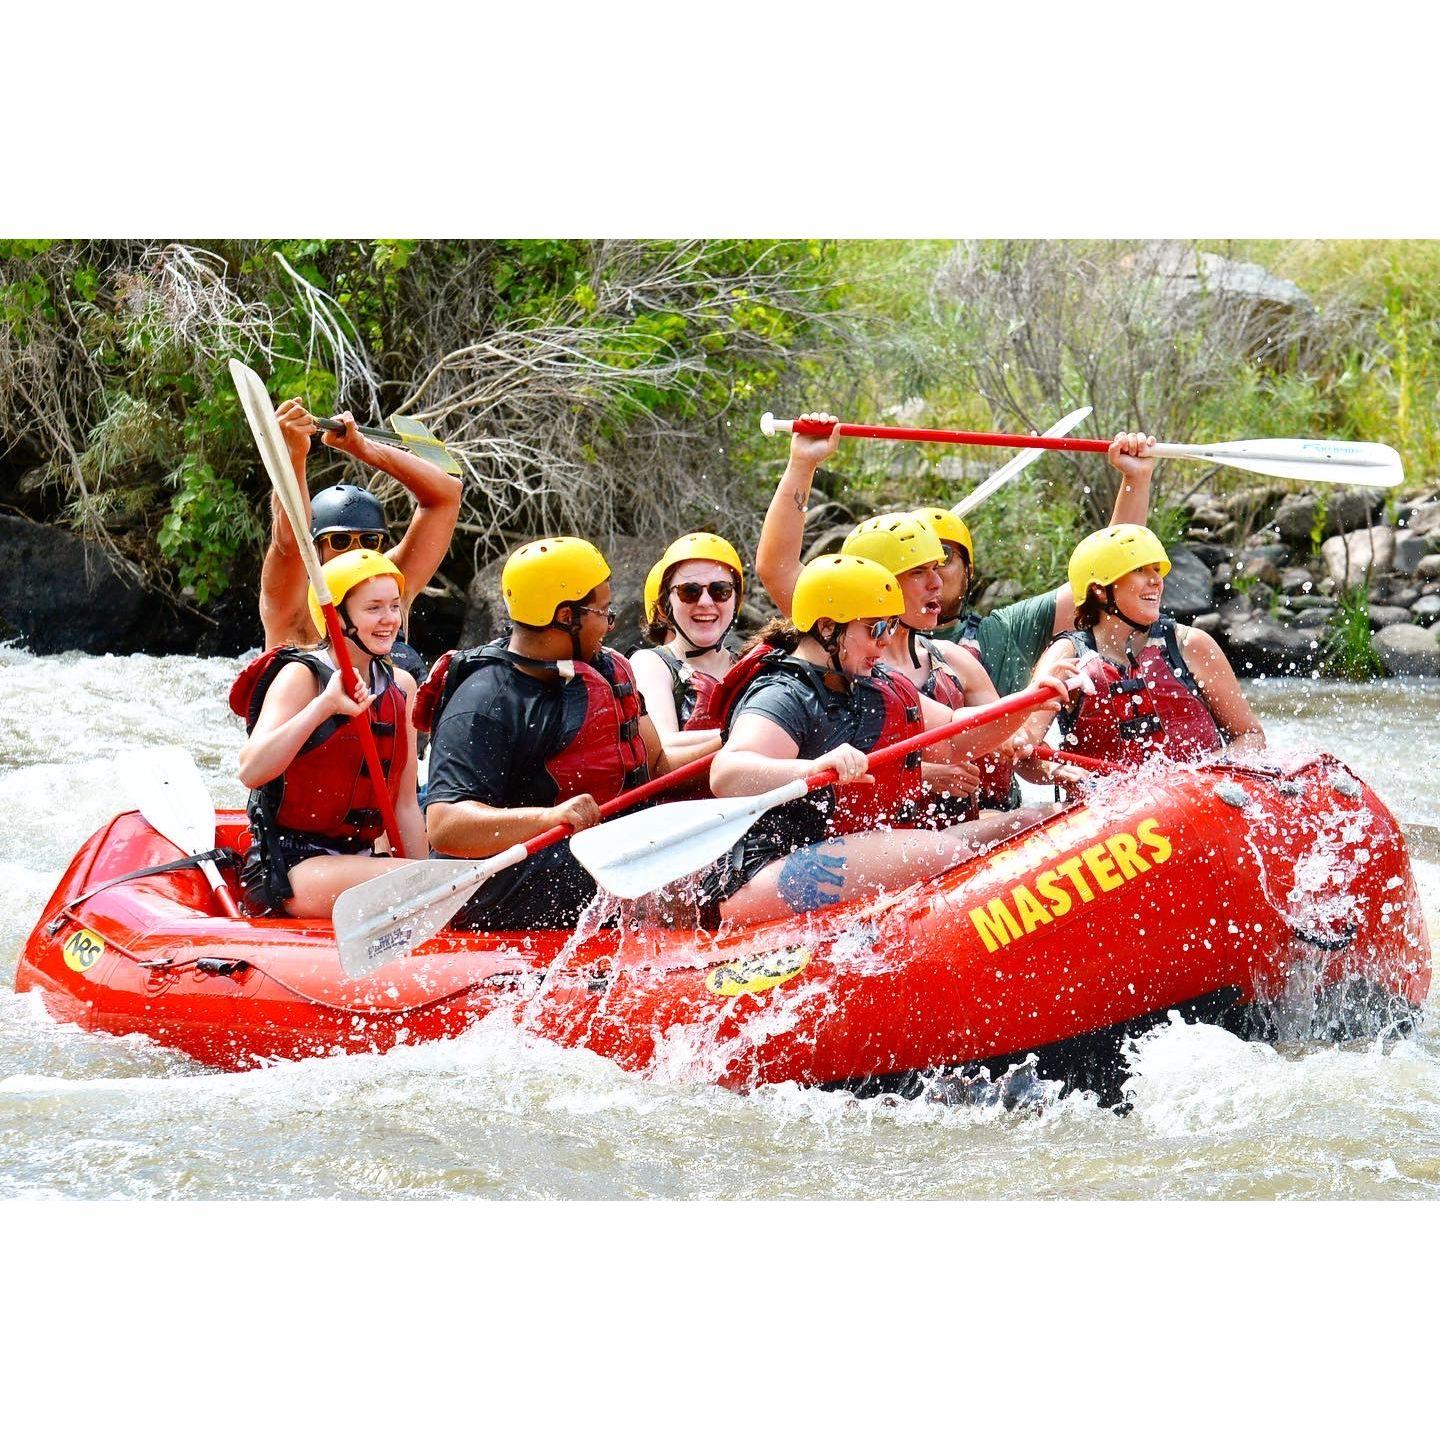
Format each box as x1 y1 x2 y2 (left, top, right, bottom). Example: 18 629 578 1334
1 648 1436 1198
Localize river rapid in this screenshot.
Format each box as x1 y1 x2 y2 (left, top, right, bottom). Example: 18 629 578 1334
1 644 1437 1201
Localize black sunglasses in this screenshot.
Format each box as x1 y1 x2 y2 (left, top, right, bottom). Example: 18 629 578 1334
322 531 386 553
862 617 900 642
671 581 736 604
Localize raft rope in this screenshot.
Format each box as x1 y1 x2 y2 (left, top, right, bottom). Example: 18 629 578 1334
46 848 241 933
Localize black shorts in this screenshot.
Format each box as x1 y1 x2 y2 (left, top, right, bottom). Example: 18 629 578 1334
446 841 598 932
240 825 374 916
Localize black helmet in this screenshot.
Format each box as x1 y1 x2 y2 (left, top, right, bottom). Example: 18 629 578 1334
309 484 387 539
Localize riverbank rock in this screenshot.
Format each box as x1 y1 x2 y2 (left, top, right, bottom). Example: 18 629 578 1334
1159 545 1213 623
1373 622 1440 679
1321 526 1395 589
1222 617 1324 677
1393 530 1438 575
1274 491 1383 546
0 514 258 656
1417 555 1440 583
1368 604 1412 631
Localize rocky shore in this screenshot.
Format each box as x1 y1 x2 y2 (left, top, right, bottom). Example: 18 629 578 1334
6 490 1440 680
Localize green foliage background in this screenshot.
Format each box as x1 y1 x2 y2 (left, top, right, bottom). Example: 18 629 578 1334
1 237 1435 613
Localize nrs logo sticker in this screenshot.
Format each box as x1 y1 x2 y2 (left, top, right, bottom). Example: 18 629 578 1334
706 947 810 998
61 928 107 973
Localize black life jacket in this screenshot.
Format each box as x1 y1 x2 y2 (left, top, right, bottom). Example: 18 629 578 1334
415 642 649 805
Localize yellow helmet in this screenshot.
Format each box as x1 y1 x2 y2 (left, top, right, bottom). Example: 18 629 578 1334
308 549 404 636
502 537 610 626
656 532 745 607
792 555 903 632
910 506 974 566
1068 524 1171 605
840 512 945 577
643 560 667 627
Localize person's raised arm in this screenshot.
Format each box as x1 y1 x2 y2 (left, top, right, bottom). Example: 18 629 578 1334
321 412 463 603
1049 432 1158 635
259 400 321 648
756 413 841 617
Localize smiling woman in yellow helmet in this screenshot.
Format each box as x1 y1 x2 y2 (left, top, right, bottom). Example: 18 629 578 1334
630 532 745 766
1016 524 1265 769
231 549 427 918
699 554 1079 926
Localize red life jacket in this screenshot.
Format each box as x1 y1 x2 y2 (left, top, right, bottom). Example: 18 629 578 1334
687 641 778 732
229 647 409 845
710 645 926 837
1061 620 1223 767
637 644 723 730
417 643 649 805
916 636 1014 816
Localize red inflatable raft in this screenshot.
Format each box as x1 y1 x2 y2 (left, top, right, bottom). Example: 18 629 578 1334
16 753 1432 1097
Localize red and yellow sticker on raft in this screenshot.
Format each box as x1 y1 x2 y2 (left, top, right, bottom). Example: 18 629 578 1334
968 814 1173 954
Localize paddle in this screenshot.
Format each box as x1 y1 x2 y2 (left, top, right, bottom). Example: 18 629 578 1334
312 414 461 476
332 750 719 978
229 358 407 858
952 407 1093 518
1030 744 1120 775
570 683 1065 900
123 746 241 917
761 414 1404 489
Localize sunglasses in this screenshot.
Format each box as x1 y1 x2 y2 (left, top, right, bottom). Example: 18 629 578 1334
862 617 900 642
322 531 386 553
671 581 736 604
577 604 617 627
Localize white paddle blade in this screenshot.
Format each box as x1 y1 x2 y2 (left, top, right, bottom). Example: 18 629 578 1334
123 746 217 857
332 854 516 977
571 783 805 900
1153 438 1403 488
952 406 1093 518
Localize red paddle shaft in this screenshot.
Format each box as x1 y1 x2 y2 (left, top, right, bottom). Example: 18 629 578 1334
1032 744 1120 774
784 415 1111 454
516 750 718 861
801 684 1060 795
319 602 409 859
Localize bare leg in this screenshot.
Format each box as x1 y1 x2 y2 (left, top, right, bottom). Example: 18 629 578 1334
283 855 416 920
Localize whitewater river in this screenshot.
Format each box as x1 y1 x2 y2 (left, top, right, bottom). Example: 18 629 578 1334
1 645 1436 1200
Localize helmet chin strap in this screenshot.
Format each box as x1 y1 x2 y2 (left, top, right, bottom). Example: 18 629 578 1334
665 598 735 660
338 600 387 665
816 622 853 690
1097 585 1155 666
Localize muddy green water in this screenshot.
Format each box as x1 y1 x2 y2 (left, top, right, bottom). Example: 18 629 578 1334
1 647 1436 1199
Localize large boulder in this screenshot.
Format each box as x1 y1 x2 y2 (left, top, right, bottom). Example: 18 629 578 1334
0 514 261 656
1221 617 1324 678
1159 544 1213 623
1273 490 1384 546
1321 525 1395 590
1373 622 1440 679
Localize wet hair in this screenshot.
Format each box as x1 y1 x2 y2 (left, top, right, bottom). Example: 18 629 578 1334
751 616 803 654
1075 586 1107 631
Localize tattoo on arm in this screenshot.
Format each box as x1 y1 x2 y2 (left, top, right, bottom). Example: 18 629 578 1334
791 490 807 513
776 843 847 913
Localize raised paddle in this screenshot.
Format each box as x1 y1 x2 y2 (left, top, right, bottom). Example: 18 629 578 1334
761 414 1404 489
311 414 462 476
332 750 719 978
230 358 407 859
123 746 241 917
951 407 1093 518
570 683 1068 900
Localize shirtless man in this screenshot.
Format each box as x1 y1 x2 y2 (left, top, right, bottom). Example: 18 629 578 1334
262 401 462 676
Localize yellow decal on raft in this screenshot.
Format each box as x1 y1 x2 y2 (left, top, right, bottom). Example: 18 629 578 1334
968 818 1174 955
707 947 811 998
61 927 107 973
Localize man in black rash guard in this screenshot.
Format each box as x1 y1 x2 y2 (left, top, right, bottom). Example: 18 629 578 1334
423 536 698 931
